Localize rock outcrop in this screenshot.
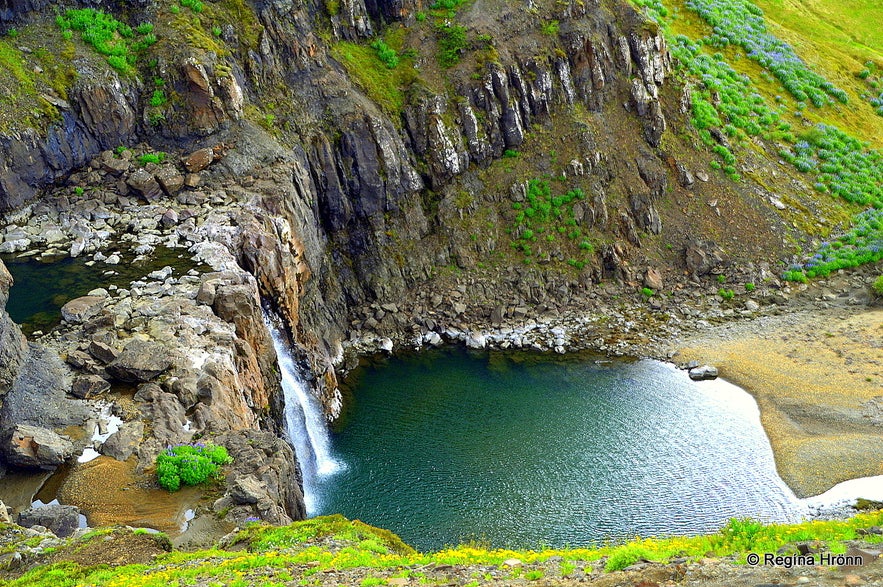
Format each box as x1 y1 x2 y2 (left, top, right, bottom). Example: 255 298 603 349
16 504 81 538
0 260 26 397
3 424 74 469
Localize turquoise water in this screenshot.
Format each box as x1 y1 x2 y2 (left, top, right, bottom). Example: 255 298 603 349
314 348 807 551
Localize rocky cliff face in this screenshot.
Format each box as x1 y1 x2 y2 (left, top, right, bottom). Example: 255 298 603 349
0 0 732 409
0 261 27 397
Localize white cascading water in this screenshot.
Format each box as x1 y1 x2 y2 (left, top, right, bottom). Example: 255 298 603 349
264 311 342 515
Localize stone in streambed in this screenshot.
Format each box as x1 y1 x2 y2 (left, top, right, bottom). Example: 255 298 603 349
70 374 111 399
126 169 163 202
4 424 74 468
100 421 144 461
17 504 81 538
60 296 105 324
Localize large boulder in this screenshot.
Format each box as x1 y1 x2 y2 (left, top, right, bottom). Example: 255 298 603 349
60 296 106 324
126 168 163 202
4 424 74 468
685 240 727 276
106 339 172 383
99 421 144 461
689 365 719 381
17 504 81 538
70 374 111 399
0 344 89 435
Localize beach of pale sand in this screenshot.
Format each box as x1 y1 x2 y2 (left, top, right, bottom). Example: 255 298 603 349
672 305 883 498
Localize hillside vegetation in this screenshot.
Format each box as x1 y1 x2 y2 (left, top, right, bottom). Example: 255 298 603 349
628 0 883 281
2 512 883 586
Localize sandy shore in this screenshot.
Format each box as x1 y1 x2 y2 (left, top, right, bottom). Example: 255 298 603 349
671 302 883 498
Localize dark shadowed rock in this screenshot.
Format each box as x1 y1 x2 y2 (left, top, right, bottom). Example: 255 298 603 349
87 339 118 364
685 241 727 276
106 340 172 383
18 504 81 538
126 169 163 202
70 374 111 399
0 344 88 438
4 424 74 468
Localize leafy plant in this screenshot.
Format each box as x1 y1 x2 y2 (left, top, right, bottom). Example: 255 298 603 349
149 89 167 107
138 151 167 165
641 287 655 298
180 0 205 13
744 282 756 292
156 443 230 492
370 39 399 69
55 9 157 73
718 288 735 301
872 275 883 297
541 20 559 36
436 23 466 67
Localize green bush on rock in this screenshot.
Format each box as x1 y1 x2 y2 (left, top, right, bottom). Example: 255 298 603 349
156 443 230 492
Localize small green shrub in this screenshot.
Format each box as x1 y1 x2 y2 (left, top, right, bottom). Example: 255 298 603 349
370 39 399 69
541 20 559 36
156 443 230 492
503 149 519 158
524 569 544 580
55 9 157 73
436 23 466 67
605 545 654 571
138 152 166 165
744 282 756 292
180 0 205 13
873 275 883 297
149 89 167 107
212 25 222 37
716 274 726 284
641 287 655 298
718 288 735 301
415 11 426 22
73 186 84 196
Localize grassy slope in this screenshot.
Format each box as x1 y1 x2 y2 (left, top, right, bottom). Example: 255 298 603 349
3 512 883 586
750 0 883 148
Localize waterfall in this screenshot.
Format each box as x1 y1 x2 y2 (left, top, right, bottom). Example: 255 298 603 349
264 311 342 515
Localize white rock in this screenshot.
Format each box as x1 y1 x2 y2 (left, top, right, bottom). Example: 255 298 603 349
465 333 487 349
